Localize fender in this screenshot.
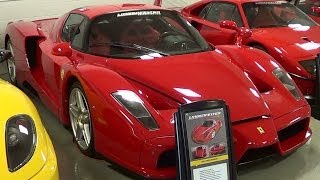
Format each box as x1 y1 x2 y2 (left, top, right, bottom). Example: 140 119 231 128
60 64 139 124
216 45 281 82
61 64 162 169
5 21 44 51
216 45 309 118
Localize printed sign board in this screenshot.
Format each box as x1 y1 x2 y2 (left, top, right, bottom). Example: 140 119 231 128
175 100 237 180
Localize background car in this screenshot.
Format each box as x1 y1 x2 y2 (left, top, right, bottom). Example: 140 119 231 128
3 3 312 179
289 0 320 23
0 51 58 179
182 0 320 118
210 143 226 156
193 146 208 159
192 120 222 144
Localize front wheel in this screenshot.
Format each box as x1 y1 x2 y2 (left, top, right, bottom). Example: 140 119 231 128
69 82 95 156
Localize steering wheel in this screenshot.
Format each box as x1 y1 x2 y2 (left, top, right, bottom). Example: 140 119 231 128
156 31 191 51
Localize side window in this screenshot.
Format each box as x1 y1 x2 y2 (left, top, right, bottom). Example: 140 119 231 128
206 3 244 27
199 3 212 18
71 18 89 50
61 14 85 42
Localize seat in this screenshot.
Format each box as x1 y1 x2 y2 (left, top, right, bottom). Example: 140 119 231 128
88 24 111 56
251 7 277 28
119 22 160 48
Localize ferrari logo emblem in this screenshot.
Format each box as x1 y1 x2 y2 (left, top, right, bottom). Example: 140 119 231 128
257 127 265 134
60 69 65 80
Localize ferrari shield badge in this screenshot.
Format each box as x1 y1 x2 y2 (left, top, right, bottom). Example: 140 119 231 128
257 127 265 134
60 69 65 80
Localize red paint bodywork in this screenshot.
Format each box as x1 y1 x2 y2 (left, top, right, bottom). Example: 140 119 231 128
192 120 222 144
210 143 226 156
4 3 312 179
182 0 320 101
194 146 208 159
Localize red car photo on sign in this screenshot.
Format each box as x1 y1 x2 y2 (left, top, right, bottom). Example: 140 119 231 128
192 120 222 144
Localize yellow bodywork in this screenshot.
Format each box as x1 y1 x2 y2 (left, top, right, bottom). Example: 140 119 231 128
0 79 58 179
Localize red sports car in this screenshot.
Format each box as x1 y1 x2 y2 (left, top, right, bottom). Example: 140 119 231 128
193 146 208 159
289 0 320 23
210 143 226 156
182 0 320 117
192 120 222 144
2 3 312 179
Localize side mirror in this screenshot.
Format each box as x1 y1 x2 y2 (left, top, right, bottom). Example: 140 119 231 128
219 20 252 46
235 27 252 46
52 42 72 57
0 49 12 63
219 20 238 31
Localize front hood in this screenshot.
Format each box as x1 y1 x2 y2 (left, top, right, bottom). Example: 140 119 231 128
252 26 320 58
108 51 270 122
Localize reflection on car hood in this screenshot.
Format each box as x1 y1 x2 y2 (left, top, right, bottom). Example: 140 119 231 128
108 51 271 122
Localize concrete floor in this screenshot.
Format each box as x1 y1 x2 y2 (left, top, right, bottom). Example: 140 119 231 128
1 62 320 180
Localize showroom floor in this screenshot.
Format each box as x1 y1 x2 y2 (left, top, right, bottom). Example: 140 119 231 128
1 63 320 180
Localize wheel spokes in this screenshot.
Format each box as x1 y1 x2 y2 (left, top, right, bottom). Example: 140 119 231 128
76 90 86 112
69 103 80 118
75 123 84 141
83 125 90 146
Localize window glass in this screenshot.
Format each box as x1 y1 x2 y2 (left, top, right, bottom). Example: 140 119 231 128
87 10 211 58
61 14 85 42
199 3 212 18
206 3 244 27
242 1 317 28
71 18 89 50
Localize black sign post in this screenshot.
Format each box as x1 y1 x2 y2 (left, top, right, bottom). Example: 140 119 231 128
175 100 237 180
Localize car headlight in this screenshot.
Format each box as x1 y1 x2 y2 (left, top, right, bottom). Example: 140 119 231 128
5 115 36 172
112 90 159 130
299 60 316 76
273 68 301 100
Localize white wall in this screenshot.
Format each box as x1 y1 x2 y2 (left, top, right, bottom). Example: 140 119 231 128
0 0 197 47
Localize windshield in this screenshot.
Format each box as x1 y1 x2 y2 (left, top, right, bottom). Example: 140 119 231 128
87 10 211 59
242 1 317 28
203 120 214 127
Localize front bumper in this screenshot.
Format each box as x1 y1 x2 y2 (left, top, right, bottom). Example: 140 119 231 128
31 131 59 180
135 105 311 179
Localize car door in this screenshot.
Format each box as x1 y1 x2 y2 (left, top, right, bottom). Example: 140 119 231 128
40 13 87 108
191 2 244 45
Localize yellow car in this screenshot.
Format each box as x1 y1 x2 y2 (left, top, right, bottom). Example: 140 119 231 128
0 50 58 179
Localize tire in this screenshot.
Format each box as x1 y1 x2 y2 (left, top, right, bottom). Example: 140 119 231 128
6 40 17 84
69 81 95 156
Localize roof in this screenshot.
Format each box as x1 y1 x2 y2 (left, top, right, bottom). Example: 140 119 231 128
206 0 288 4
71 4 163 19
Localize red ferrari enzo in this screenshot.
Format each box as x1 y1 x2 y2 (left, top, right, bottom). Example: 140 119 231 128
2 3 312 179
210 143 226 156
289 0 320 23
193 146 208 159
182 0 320 117
192 120 222 144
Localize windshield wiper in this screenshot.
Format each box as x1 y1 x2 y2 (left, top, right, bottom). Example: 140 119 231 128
90 42 169 56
